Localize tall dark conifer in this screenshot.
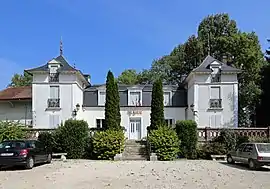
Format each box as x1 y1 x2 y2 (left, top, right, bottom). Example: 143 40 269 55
150 78 165 130
105 70 121 130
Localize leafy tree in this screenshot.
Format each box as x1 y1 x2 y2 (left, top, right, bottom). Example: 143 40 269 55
9 72 32 87
105 70 121 130
117 69 139 85
144 13 265 126
150 78 165 130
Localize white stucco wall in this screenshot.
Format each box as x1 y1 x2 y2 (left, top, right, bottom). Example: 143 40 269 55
78 107 186 139
0 101 32 125
32 73 84 128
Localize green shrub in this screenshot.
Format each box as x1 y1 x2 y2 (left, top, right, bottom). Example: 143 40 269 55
148 125 179 161
236 134 249 147
197 142 226 159
175 120 197 159
0 121 26 142
57 119 89 159
249 136 269 143
92 129 125 160
213 129 237 152
38 132 56 151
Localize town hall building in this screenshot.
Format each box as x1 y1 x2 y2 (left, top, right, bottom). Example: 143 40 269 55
0 49 241 140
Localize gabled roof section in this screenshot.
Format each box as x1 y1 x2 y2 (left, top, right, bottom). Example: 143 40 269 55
192 55 241 73
25 55 77 74
0 86 32 101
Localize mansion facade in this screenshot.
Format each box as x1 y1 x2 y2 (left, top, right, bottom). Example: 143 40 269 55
0 53 241 140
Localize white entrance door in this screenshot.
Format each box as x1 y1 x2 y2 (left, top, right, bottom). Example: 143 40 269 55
129 119 141 140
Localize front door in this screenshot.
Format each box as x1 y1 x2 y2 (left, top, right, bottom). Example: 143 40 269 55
129 119 141 140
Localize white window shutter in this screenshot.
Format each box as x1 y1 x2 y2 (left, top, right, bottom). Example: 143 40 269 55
210 87 220 99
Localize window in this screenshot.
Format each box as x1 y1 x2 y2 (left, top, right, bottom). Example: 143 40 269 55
48 86 60 107
96 119 105 128
210 115 222 128
163 92 171 106
49 115 60 128
243 144 253 152
165 119 175 126
211 67 221 83
98 92 106 106
210 87 220 99
50 86 59 99
210 86 222 108
130 92 141 106
50 65 58 73
236 144 246 152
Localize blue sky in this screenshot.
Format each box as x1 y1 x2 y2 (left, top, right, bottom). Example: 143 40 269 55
0 0 269 89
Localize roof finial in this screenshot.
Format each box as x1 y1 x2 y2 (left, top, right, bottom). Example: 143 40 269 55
60 37 63 56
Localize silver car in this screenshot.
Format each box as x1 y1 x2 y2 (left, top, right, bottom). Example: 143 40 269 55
227 143 270 170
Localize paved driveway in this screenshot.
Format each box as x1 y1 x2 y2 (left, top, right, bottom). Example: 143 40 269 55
0 160 270 189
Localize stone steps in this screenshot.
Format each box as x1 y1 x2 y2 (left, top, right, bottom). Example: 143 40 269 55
122 140 148 161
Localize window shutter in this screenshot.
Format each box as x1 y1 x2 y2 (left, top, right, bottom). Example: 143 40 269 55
210 87 220 99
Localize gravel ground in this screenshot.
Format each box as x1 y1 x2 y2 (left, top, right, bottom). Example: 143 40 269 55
0 160 270 189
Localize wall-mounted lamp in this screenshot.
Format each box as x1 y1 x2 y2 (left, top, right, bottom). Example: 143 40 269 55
190 104 197 115
72 109 77 116
76 103 80 111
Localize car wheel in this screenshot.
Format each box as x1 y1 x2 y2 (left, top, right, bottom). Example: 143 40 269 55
227 155 235 164
248 159 257 170
25 156 34 169
46 154 52 164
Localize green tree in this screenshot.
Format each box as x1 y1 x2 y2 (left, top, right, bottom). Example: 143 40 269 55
105 70 121 130
150 78 165 130
117 69 139 85
9 72 32 87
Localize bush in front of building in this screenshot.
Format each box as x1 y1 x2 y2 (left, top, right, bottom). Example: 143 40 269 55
176 120 198 159
196 142 227 160
55 119 89 159
150 78 165 130
0 121 26 142
104 70 121 130
148 125 180 161
38 131 57 152
92 129 125 160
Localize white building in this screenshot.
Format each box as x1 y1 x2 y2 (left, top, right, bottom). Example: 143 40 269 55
0 53 241 140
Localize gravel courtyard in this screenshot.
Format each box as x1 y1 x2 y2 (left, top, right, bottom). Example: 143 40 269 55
0 160 270 189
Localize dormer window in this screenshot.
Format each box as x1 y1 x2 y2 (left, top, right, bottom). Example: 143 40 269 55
210 63 221 83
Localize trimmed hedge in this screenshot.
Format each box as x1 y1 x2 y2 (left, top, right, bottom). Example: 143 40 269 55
176 120 198 159
148 125 179 161
38 132 56 152
92 129 125 160
57 119 89 159
197 142 227 160
0 121 26 142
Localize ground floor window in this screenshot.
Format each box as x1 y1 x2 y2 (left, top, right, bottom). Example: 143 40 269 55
96 119 105 128
49 114 60 128
165 119 175 126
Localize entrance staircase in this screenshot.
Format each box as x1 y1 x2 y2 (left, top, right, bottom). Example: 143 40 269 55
122 140 148 161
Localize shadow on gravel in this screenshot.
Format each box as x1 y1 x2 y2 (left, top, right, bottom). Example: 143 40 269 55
0 163 46 172
219 162 270 172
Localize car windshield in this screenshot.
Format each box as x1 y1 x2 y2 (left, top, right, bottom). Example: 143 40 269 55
256 144 270 153
0 141 26 149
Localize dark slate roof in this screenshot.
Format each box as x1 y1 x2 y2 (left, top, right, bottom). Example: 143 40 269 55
25 55 77 74
192 55 242 73
84 84 183 92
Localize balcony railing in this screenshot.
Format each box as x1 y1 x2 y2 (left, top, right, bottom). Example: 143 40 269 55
47 98 60 108
209 99 222 108
49 73 59 82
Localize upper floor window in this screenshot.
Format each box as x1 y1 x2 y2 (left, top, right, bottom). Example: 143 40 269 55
211 67 221 83
130 91 141 106
98 91 106 106
48 86 60 108
163 92 171 106
209 86 222 108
